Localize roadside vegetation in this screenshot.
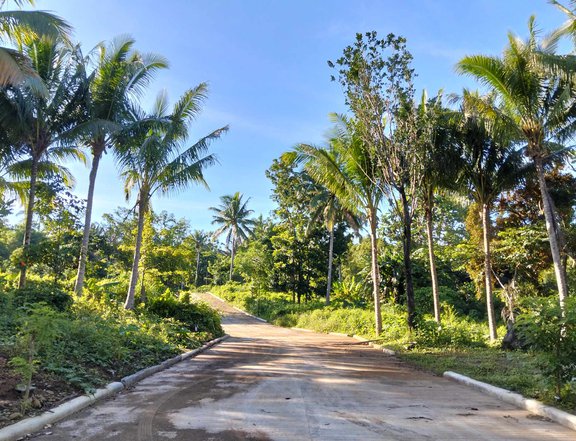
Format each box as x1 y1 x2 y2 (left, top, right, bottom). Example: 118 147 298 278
0 0 576 427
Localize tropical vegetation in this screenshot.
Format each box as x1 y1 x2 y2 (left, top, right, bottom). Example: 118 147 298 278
0 0 576 424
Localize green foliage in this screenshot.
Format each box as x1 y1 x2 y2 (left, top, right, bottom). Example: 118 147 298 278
10 305 65 409
414 285 485 319
10 281 73 311
235 241 273 293
0 282 223 396
516 297 576 402
330 276 369 308
146 291 223 337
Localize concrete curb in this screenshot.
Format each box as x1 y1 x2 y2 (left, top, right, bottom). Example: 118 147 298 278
0 335 229 441
206 292 268 323
444 371 576 432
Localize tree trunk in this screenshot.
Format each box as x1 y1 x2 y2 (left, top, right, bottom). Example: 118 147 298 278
535 157 568 313
368 206 382 335
124 194 147 310
229 238 236 281
140 267 146 304
74 147 103 296
481 202 497 342
400 189 416 330
18 157 39 289
326 227 334 305
195 246 201 287
425 195 441 323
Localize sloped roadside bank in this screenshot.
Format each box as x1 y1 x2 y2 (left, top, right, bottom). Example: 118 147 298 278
0 335 228 441
0 290 224 431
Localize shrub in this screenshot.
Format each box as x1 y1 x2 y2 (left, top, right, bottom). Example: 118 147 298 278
414 285 485 318
146 291 223 337
10 282 73 311
516 296 576 402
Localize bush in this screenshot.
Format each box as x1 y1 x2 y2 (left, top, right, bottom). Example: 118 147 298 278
10 282 73 311
516 296 576 402
414 285 485 318
146 291 223 337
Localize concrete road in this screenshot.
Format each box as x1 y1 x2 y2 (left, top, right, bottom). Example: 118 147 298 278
30 293 575 440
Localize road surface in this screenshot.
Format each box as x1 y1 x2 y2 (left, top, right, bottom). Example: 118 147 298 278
30 293 575 440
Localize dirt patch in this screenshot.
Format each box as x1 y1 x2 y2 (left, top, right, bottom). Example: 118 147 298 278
0 354 81 429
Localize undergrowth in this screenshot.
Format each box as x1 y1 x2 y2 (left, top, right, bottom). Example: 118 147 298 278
0 281 223 395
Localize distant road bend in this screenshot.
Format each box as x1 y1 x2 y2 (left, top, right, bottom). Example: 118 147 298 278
31 292 574 440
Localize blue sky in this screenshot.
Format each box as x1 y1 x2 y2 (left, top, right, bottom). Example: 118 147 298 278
20 0 568 231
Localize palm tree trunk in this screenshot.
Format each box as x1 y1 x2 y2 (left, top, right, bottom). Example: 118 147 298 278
481 202 497 342
425 195 441 323
229 238 236 281
195 246 201 287
368 206 382 335
400 188 416 330
74 147 103 296
326 227 334 305
18 157 39 289
535 157 568 313
124 194 147 310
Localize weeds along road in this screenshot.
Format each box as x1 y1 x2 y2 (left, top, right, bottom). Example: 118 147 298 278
30 293 574 441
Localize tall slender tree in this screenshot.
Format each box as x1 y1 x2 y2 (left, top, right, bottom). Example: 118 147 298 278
0 34 86 287
210 192 255 281
417 91 461 323
330 31 422 329
294 115 384 334
308 187 361 305
73 36 167 296
457 17 576 313
455 91 527 341
116 86 226 309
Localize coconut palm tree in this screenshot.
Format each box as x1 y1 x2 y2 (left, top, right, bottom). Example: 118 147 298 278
0 34 87 287
417 91 462 323
294 115 384 334
73 36 168 296
210 192 255 281
455 90 527 341
0 0 71 88
457 17 576 313
307 186 361 305
116 86 227 309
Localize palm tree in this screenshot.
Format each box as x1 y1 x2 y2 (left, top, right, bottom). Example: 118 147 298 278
116 86 227 309
191 229 210 287
306 168 361 305
210 192 255 281
455 91 527 341
0 34 86 287
418 91 462 323
457 17 576 313
295 115 384 334
0 0 71 88
73 36 167 296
